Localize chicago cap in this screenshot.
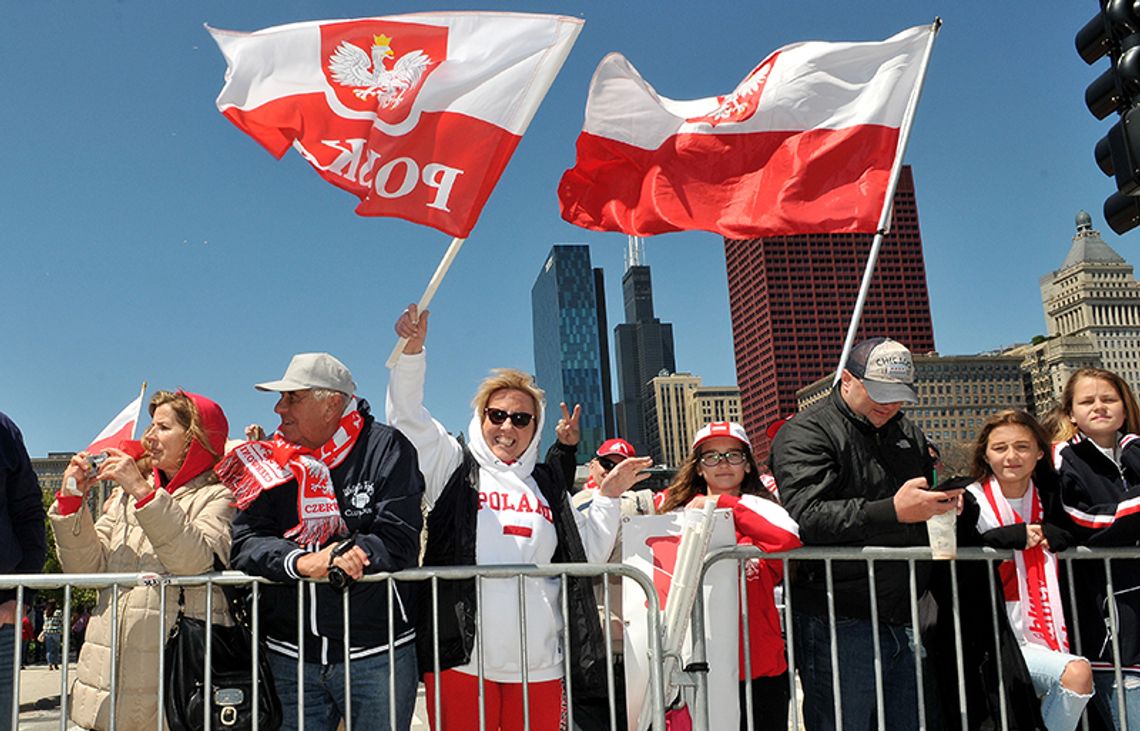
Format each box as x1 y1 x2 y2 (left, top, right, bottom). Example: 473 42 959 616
846 338 917 404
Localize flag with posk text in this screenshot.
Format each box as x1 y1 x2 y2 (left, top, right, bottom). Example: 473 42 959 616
558 25 930 239
209 13 582 237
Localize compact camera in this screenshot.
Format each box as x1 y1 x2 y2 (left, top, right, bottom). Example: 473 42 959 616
85 452 108 479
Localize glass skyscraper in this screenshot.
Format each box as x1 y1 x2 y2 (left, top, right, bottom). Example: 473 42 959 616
531 245 611 463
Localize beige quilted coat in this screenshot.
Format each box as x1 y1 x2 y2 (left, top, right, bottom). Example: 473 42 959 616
48 471 235 731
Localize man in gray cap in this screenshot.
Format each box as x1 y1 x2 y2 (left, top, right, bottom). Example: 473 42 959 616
222 353 424 731
771 337 962 731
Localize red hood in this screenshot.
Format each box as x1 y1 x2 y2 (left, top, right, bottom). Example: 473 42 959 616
156 391 228 492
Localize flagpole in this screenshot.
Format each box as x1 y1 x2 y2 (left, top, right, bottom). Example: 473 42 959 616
832 18 941 385
385 236 467 368
132 381 147 440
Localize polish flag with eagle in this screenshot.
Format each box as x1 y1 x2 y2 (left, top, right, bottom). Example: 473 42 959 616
208 13 582 237
558 25 931 239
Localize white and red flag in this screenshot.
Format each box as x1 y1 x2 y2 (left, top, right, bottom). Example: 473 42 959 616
209 12 582 237
558 25 931 239
85 389 145 454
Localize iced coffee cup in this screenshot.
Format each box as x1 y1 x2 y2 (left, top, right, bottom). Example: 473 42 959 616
926 509 956 560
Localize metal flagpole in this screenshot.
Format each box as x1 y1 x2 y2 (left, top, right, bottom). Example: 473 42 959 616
133 381 147 439
385 236 467 368
832 17 942 385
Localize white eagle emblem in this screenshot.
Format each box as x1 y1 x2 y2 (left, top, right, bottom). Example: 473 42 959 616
328 33 431 108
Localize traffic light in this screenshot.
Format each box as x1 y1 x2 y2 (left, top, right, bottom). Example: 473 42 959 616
1077 0 1140 234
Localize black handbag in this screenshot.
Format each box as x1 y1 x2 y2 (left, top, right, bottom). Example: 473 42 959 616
163 568 282 730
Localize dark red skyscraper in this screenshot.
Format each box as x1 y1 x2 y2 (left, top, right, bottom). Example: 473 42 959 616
724 166 935 459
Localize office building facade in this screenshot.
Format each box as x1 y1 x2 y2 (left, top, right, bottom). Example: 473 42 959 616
532 245 611 463
725 166 936 460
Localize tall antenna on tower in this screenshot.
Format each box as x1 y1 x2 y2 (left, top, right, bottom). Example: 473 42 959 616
625 234 645 271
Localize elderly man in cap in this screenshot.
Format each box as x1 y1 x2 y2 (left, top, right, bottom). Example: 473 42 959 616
771 337 962 731
222 353 424 731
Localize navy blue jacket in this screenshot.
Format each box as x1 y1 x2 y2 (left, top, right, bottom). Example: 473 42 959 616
230 400 424 664
0 411 47 604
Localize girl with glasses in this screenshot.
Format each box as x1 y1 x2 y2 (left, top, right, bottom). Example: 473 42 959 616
656 421 801 731
388 306 651 731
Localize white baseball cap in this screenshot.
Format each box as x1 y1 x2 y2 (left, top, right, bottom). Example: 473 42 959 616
255 353 356 395
692 421 752 451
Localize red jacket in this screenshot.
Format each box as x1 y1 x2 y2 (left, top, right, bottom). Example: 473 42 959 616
653 490 802 679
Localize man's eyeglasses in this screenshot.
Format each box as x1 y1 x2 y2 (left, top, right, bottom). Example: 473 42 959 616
699 450 747 467
483 408 534 428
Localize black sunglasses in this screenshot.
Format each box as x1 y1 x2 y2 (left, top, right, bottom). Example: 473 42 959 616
598 457 622 472
483 408 534 428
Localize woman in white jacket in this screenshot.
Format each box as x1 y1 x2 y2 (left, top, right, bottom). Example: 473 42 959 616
389 306 650 731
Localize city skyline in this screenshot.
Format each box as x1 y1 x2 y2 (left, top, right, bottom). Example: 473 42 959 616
3 3 1128 456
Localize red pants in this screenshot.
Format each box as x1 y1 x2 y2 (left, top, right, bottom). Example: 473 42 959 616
423 669 565 730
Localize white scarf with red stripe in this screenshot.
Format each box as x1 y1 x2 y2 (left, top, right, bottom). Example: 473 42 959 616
216 402 363 545
967 477 1068 652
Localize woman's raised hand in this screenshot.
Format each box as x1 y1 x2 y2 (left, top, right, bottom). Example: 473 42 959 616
62 452 96 497
555 402 581 446
97 447 151 500
395 304 429 355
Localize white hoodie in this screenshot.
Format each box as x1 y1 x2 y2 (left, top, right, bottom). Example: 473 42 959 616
387 351 620 682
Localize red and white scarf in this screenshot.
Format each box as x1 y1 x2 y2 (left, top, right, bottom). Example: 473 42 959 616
215 405 364 545
968 477 1068 652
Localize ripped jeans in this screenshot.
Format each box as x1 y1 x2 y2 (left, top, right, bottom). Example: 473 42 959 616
1093 669 1140 731
1020 644 1093 731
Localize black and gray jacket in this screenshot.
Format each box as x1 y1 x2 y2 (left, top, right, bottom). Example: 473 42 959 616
1055 434 1140 669
230 400 425 664
770 386 933 625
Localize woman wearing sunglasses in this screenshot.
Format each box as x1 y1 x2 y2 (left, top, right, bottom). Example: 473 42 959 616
388 306 651 731
656 422 802 731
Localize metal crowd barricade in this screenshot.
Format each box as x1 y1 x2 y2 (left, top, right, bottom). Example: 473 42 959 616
688 544 1140 731
0 562 665 731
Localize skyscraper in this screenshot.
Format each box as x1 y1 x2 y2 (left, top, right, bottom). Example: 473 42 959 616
532 245 611 462
614 236 676 454
724 165 936 459
1036 211 1140 398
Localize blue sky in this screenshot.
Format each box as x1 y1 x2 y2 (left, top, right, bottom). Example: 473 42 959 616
2 1 1117 456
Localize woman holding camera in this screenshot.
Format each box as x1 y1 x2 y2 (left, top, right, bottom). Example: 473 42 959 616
48 390 234 730
389 306 650 731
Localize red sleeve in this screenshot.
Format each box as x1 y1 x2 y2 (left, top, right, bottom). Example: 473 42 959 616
718 493 802 553
54 493 83 516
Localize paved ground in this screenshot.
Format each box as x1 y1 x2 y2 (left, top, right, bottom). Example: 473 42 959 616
16 663 431 729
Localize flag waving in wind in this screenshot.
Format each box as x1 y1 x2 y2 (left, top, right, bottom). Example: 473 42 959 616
85 389 145 455
209 13 583 238
558 25 931 239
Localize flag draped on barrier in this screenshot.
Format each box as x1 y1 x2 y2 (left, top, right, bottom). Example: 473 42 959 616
209 12 583 237
558 25 930 239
